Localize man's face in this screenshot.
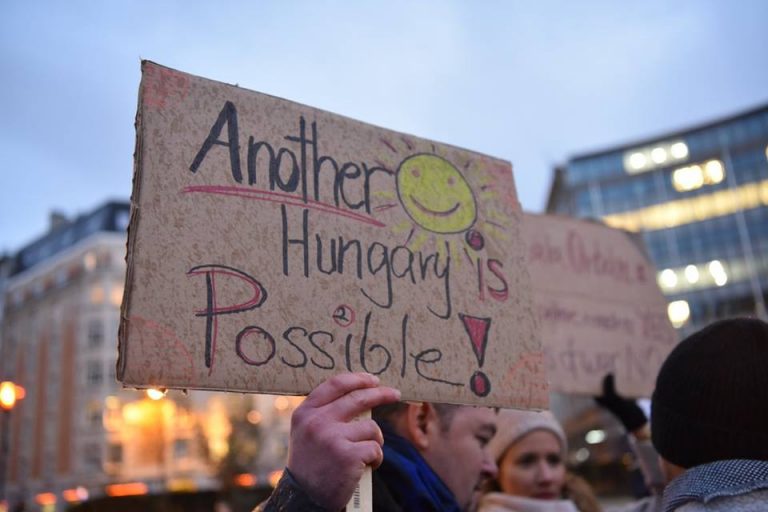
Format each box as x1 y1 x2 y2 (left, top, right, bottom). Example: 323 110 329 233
422 406 498 511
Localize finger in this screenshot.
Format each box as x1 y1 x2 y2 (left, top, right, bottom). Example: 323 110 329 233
304 372 380 409
340 419 385 445
324 385 401 420
351 439 385 469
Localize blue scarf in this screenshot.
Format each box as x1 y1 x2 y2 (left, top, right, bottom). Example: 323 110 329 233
376 421 461 512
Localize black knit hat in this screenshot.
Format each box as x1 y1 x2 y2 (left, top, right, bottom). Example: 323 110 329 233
651 317 768 468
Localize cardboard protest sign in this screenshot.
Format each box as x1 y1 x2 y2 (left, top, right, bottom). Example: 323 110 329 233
118 61 547 408
524 214 677 397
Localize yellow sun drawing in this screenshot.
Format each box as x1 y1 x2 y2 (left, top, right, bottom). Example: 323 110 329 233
373 137 512 265
396 154 477 234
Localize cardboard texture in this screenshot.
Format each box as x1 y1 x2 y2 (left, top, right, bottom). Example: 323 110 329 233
524 214 677 397
118 61 547 408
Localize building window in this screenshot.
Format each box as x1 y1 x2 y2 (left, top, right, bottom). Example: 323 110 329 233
107 442 123 464
55 267 69 287
88 319 103 348
603 179 768 232
174 439 190 459
83 442 102 471
671 160 724 192
624 140 688 174
86 360 103 385
87 400 103 428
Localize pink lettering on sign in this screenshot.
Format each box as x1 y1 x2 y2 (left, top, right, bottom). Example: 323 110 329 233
544 340 671 387
459 314 492 397
566 230 635 284
528 234 563 266
529 229 650 288
187 264 268 375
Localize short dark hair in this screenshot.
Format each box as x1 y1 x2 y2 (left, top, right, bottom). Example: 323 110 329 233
373 402 461 432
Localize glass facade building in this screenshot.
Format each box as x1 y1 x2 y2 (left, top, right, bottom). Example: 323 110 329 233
547 104 768 335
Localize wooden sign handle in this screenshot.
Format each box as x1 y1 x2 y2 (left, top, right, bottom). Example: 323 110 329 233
346 409 373 512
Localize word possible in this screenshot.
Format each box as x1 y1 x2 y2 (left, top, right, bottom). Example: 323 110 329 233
188 264 464 388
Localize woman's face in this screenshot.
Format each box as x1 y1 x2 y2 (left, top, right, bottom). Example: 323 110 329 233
497 429 566 500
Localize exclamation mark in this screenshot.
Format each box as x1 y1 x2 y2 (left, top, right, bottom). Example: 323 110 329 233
459 313 492 397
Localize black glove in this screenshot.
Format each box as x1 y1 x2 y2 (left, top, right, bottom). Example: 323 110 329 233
594 374 647 432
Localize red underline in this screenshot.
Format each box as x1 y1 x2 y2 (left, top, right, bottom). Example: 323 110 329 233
182 185 386 228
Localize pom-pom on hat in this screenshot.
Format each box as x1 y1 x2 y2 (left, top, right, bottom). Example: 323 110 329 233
651 317 768 468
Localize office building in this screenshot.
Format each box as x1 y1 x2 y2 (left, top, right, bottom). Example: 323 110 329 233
547 104 768 335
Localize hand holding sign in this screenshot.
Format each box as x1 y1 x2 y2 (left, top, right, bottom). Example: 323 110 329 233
286 372 400 511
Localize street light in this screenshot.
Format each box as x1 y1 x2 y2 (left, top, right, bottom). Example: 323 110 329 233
0 382 24 411
0 381 25 509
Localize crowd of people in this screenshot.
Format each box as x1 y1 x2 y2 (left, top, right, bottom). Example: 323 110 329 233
254 317 768 511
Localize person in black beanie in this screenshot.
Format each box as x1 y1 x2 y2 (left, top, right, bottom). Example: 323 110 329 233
650 317 768 511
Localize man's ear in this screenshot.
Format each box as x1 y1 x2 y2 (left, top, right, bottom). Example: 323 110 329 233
404 402 438 450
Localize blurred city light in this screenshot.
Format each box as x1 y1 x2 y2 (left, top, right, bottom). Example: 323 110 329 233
625 140 689 174
672 164 704 191
122 402 143 424
62 487 89 503
650 147 668 164
234 473 257 487
708 260 728 286
268 469 284 488
658 268 678 289
146 388 166 400
668 300 691 327
628 152 647 171
585 429 606 444
34 493 56 506
0 382 18 411
573 447 590 463
273 396 290 411
684 265 700 284
704 160 725 183
105 482 148 497
0 382 24 412
603 179 768 232
670 141 689 159
247 409 263 425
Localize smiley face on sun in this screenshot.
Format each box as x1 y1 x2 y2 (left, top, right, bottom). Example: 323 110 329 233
396 153 477 234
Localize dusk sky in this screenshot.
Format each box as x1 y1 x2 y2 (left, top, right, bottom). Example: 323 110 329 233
2 0 767 253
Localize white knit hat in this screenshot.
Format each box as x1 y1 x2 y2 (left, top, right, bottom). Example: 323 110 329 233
487 409 567 462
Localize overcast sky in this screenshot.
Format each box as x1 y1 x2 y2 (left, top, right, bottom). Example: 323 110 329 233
2 0 766 253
